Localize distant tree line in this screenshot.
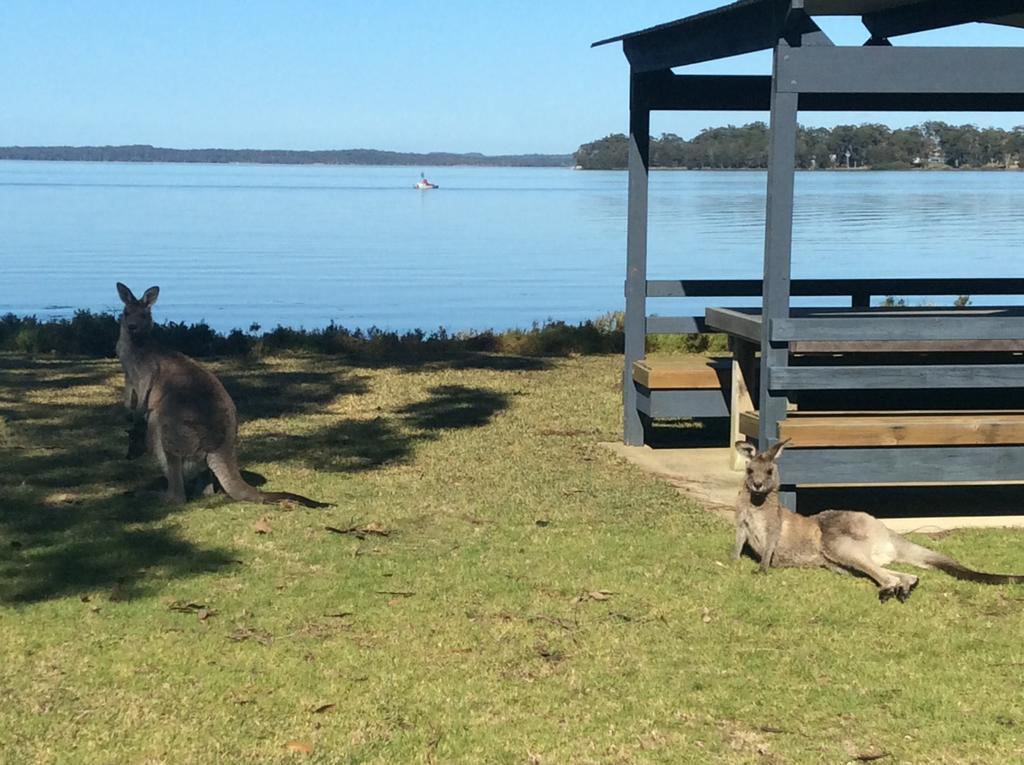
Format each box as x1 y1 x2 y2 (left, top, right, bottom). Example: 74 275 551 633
0 145 574 168
575 122 1024 170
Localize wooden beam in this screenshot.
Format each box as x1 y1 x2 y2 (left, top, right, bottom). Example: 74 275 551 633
863 0 1024 39
759 42 799 456
647 277 1024 299
640 72 1024 112
644 316 707 335
771 315 1024 342
730 339 759 469
706 307 763 344
741 410 1024 447
619 0 795 73
779 445 1024 485
623 70 650 447
778 47 1024 95
770 364 1024 390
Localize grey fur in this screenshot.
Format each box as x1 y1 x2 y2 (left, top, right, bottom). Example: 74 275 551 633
734 439 1024 603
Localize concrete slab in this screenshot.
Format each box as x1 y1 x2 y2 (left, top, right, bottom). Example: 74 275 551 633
602 442 1024 533
602 443 738 520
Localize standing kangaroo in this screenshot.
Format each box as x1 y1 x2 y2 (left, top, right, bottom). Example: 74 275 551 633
116 282 329 508
734 439 1024 602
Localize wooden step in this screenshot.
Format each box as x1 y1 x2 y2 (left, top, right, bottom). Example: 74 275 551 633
632 356 730 390
739 410 1024 448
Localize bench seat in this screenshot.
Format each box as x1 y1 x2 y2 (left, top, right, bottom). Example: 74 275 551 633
631 356 732 420
739 410 1024 448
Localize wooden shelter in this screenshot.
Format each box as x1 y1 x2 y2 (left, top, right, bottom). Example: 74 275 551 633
597 0 1024 507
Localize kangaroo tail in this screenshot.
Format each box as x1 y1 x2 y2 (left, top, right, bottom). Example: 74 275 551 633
208 450 330 509
896 537 1024 584
925 553 1024 585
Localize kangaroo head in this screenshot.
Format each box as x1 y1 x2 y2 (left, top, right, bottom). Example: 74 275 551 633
125 387 151 460
116 282 160 340
735 439 790 496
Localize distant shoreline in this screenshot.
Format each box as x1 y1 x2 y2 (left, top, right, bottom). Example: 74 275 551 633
0 145 574 168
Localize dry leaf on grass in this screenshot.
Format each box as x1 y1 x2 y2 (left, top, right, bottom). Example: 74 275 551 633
573 590 613 604
286 740 314 755
310 703 336 714
253 517 272 535
228 626 274 646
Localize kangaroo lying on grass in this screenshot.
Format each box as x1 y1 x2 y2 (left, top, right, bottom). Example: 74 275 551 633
116 282 329 508
734 439 1024 602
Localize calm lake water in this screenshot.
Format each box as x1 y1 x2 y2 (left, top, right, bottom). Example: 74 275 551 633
2 160 1023 332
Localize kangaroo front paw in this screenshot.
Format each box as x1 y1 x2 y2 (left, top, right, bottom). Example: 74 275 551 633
878 586 897 603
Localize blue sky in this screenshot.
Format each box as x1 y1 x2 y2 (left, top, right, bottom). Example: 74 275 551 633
3 1 1023 155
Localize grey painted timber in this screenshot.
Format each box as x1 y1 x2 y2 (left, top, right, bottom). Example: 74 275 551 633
771 316 1024 342
779 446 1024 485
648 278 1024 299
705 307 762 344
778 47 1024 95
635 387 730 419
645 316 706 334
758 43 798 450
641 72 1024 112
623 71 650 447
863 0 1024 40
770 364 1024 391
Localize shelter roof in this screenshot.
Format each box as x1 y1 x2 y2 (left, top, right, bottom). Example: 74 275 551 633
593 0 1024 72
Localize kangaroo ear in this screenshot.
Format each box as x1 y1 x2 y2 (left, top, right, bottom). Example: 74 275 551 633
116 282 136 305
767 438 791 460
141 286 160 307
734 441 756 461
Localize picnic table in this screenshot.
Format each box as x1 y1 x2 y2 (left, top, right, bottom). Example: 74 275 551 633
705 304 1024 488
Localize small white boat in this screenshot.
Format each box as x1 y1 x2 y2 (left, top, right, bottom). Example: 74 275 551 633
414 174 438 190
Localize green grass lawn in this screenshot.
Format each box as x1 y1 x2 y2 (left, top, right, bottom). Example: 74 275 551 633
3 351 1024 764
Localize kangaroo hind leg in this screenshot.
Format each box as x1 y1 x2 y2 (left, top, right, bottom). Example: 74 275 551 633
823 536 919 603
161 452 187 505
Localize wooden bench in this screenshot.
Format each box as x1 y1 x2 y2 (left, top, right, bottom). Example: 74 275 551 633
624 279 1024 447
738 408 1024 487
739 410 1024 448
631 356 731 417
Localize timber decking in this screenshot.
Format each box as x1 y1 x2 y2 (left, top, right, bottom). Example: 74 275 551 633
739 410 1024 448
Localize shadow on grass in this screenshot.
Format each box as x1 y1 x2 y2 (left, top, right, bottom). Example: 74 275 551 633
0 357 513 603
0 358 243 604
242 384 510 473
219 365 369 419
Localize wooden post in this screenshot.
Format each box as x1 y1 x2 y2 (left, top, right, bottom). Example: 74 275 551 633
729 337 757 470
760 41 799 507
623 70 650 446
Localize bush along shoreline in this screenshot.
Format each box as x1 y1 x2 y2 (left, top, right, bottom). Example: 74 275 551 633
0 310 729 359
